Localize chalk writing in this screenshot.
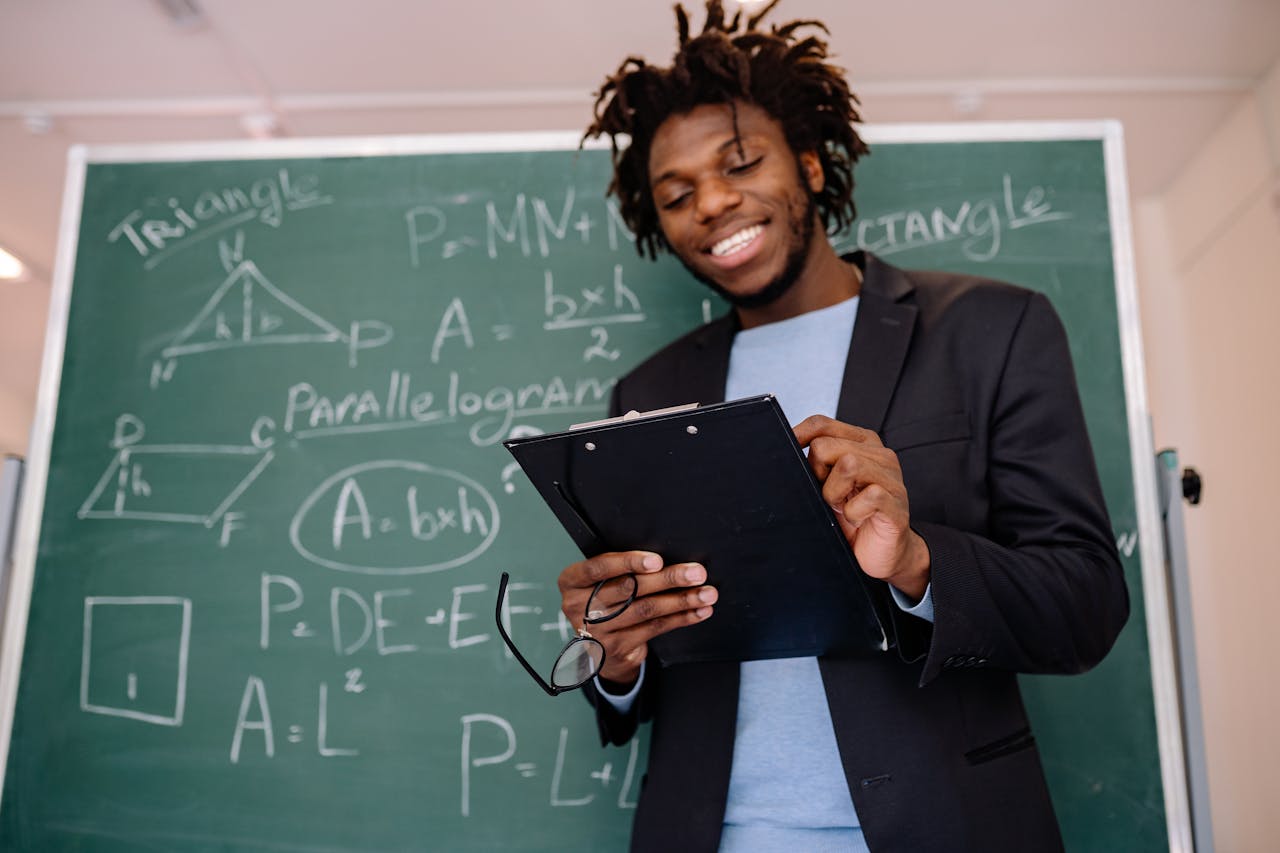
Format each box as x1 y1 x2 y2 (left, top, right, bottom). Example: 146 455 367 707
1116 529 1138 558
431 297 474 364
260 573 503 656
107 168 333 270
157 253 392 371
78 414 272 539
845 173 1072 261
544 264 644 331
459 715 640 817
268 369 613 447
405 189 632 265
230 677 359 764
80 597 191 727
584 327 622 362
289 461 500 575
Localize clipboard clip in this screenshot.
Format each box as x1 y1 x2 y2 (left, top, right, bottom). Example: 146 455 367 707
571 402 699 431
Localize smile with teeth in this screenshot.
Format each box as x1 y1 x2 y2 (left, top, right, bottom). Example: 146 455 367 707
709 224 763 257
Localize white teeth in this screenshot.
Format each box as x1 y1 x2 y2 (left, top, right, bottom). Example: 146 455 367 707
710 225 762 257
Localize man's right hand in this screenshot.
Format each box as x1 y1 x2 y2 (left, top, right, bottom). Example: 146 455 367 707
558 551 716 688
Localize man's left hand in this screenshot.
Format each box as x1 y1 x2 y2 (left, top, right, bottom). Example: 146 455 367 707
794 415 931 601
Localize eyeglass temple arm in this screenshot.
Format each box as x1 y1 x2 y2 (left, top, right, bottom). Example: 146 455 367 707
494 572 559 697
553 480 608 552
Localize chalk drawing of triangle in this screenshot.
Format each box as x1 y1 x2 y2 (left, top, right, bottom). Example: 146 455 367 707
163 261 344 358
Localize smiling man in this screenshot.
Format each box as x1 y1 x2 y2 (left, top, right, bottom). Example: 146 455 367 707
551 2 1129 851
647 101 845 321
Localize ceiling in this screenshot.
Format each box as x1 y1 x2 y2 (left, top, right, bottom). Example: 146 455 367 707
1 0 1279 454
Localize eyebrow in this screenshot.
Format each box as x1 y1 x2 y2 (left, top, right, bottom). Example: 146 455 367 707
650 135 748 189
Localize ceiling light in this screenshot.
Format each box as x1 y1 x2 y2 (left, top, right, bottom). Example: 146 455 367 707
240 112 281 139
0 247 28 282
21 110 53 135
952 89 985 116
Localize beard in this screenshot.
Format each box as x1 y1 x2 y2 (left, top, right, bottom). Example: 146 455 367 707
673 182 818 311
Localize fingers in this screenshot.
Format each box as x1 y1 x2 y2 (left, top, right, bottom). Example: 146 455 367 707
556 551 716 683
791 416 923 590
633 560 708 598
558 550 663 594
555 552 717 684
793 414 882 449
603 582 718 634
560 552 709 602
795 416 892 490
820 445 911 539
831 482 907 531
571 561 715 637
594 586 716 682
816 447 903 506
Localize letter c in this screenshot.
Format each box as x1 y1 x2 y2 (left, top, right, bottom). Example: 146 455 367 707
251 416 277 449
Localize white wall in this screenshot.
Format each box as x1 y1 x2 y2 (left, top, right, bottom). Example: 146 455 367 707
1133 58 1280 853
0 276 48 455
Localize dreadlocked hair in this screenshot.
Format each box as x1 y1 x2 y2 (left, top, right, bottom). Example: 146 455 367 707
583 0 869 259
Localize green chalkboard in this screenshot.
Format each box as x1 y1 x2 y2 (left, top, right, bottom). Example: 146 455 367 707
0 126 1175 851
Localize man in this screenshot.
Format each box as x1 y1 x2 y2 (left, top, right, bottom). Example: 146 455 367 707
557 2 1129 850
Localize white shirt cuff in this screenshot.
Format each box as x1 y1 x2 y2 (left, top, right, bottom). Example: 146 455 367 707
890 582 935 624
593 660 646 714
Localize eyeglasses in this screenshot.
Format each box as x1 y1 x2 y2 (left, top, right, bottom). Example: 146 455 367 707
494 571 638 696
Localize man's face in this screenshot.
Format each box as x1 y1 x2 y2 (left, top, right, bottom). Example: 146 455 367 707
647 101 824 309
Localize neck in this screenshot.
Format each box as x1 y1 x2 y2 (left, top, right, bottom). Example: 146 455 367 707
735 227 862 330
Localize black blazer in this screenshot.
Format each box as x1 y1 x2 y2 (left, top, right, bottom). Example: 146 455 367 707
584 253 1129 853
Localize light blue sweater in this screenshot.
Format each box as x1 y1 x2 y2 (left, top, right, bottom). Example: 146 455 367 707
601 297 934 852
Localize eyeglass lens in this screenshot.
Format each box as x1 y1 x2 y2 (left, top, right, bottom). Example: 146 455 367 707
551 640 605 689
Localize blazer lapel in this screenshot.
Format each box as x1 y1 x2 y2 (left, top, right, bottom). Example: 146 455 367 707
675 312 736 406
835 254 918 432
666 253 917 427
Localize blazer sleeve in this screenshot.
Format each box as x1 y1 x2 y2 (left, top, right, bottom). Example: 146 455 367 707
912 291 1129 685
583 668 658 746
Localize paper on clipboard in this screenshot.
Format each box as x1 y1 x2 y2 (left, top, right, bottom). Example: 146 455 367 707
503 395 892 666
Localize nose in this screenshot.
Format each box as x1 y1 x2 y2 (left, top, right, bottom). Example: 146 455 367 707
693 176 742 223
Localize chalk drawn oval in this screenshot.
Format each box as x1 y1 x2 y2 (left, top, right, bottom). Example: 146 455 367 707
290 460 500 575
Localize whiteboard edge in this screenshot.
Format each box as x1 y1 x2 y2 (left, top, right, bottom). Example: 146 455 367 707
1103 125 1194 853
862 118 1122 143
0 146 89 802
71 119 1124 163
74 131 596 162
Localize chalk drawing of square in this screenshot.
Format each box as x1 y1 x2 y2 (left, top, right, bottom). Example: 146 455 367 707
80 597 191 726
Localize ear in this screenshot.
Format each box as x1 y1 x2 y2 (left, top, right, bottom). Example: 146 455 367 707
798 150 824 193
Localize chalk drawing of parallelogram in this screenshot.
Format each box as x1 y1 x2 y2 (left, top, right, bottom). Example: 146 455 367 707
163 260 346 359
81 596 191 726
78 445 274 526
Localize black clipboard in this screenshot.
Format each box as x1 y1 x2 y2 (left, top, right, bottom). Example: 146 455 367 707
503 395 892 666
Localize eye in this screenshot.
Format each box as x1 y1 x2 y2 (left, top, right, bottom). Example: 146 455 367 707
728 156 763 175
660 192 691 211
